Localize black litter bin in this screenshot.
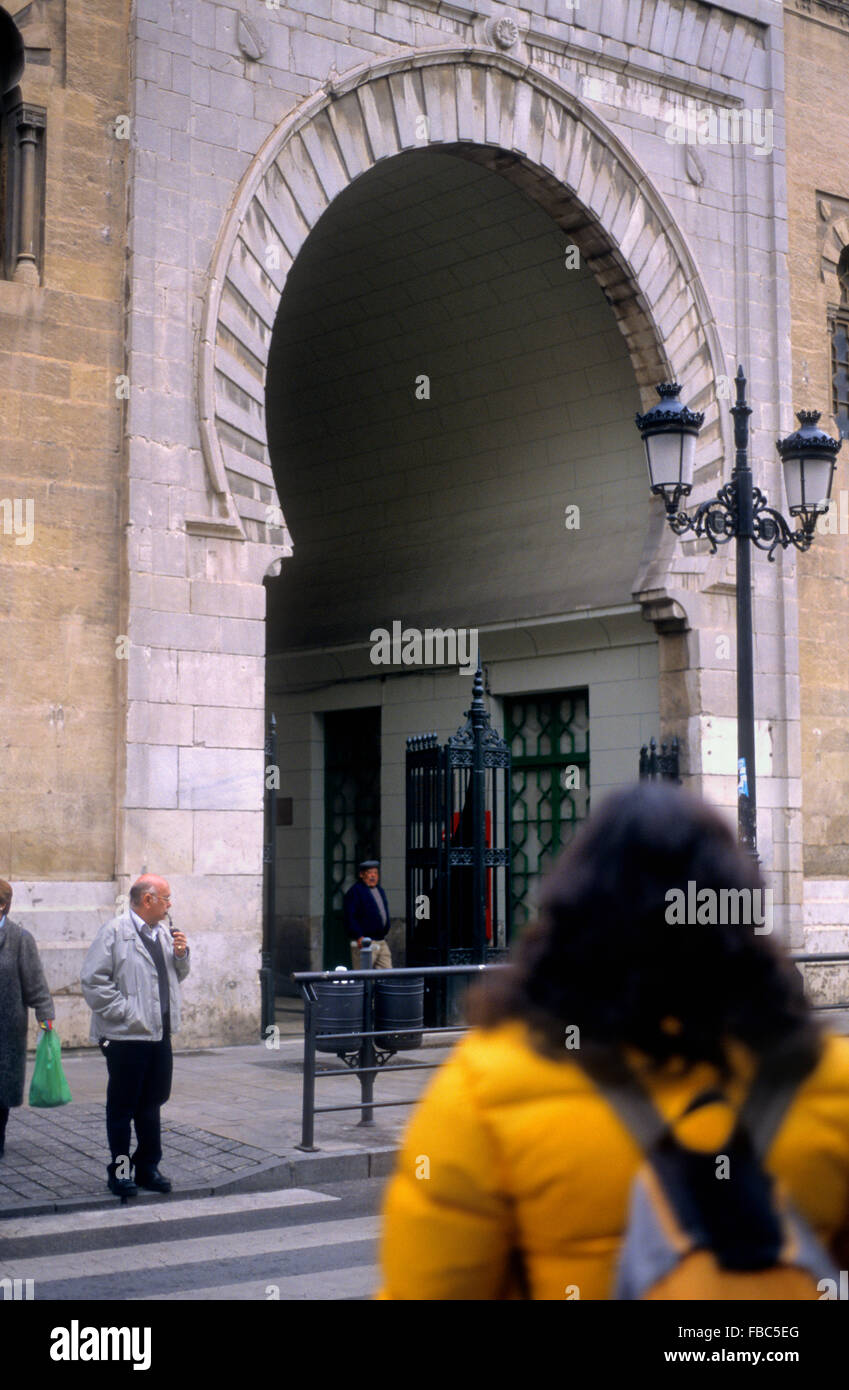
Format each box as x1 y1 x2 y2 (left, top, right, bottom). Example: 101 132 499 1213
315 977 365 1057
374 975 424 1052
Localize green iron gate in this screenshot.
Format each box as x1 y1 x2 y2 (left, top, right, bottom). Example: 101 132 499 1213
323 707 381 971
405 667 511 1025
505 690 590 933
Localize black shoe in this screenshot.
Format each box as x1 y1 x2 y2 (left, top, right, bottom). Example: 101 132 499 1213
107 1174 138 1198
134 1167 172 1193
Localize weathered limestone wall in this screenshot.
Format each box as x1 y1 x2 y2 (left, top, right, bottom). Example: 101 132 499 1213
0 0 828 1047
118 0 801 1041
784 0 849 1009
785 1 849 880
0 1 129 1043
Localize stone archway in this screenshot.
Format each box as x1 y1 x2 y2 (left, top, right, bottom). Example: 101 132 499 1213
169 45 782 1005
197 46 730 611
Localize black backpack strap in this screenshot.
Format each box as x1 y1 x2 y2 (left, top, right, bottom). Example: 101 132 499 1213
574 1032 821 1161
572 1043 668 1151
735 1032 821 1160
679 1086 728 1119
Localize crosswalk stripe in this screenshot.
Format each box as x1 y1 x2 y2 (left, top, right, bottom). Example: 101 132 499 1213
0 1188 339 1240
0 1215 380 1283
139 1264 380 1300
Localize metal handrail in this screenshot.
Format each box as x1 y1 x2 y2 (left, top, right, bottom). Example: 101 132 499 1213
292 949 849 1150
292 954 500 1150
294 964 497 981
790 952 849 963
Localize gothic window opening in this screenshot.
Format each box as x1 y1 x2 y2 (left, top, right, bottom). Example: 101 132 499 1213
0 10 45 285
1 100 46 284
829 246 849 440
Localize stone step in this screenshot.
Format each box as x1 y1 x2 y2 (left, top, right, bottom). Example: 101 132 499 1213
793 888 849 1010
12 882 118 946
802 880 849 929
6 887 120 1050
11 881 117 911
804 878 849 902
799 927 849 952
803 902 849 926
796 962 849 1009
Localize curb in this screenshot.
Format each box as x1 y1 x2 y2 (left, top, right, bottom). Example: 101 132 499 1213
0 1145 399 1221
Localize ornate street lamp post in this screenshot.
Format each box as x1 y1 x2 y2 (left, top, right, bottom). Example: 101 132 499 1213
635 366 841 860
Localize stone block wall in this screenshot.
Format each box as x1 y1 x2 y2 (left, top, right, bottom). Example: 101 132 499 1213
0 2 129 893
785 0 849 883
0 0 828 1046
119 0 804 1028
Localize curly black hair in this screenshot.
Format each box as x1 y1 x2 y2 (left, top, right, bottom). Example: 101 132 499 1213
467 782 820 1076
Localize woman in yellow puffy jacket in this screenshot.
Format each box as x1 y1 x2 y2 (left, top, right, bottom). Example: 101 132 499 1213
378 783 849 1299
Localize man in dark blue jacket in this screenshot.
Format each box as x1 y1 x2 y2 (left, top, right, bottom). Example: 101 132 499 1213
343 860 392 968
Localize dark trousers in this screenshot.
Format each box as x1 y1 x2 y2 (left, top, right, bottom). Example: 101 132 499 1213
99 1033 173 1176
0 1105 7 1149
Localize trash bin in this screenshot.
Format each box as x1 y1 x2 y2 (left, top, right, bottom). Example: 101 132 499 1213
315 977 365 1057
374 975 423 1052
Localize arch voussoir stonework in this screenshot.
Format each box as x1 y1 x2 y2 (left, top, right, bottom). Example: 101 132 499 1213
198 47 729 576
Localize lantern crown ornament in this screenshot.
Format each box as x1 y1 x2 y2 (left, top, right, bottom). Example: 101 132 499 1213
776 409 841 521
635 382 705 503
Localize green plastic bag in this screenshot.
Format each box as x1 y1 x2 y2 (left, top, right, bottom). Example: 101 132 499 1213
29 1028 73 1107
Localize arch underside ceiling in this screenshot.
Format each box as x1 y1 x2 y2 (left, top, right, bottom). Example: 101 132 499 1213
200 50 726 572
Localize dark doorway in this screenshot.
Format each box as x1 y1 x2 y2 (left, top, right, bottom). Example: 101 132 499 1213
323 707 381 970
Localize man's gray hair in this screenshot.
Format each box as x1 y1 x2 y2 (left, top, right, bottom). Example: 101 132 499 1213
129 878 160 906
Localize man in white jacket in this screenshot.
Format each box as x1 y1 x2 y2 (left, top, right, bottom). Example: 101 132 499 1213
81 876 190 1198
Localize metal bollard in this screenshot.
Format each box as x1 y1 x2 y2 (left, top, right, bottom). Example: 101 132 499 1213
358 939 375 1126
296 986 319 1151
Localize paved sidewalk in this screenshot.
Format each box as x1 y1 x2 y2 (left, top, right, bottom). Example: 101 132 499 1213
0 1000 457 1218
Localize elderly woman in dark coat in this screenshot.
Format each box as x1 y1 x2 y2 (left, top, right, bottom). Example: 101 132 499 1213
0 878 55 1156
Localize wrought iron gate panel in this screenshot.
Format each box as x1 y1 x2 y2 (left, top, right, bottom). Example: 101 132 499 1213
405 734 449 970
323 707 381 971
505 690 590 931
405 669 511 966
638 736 680 782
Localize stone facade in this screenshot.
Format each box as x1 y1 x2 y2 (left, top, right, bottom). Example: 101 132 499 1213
0 1 129 1038
785 0 849 883
784 0 849 986
3 0 836 1044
